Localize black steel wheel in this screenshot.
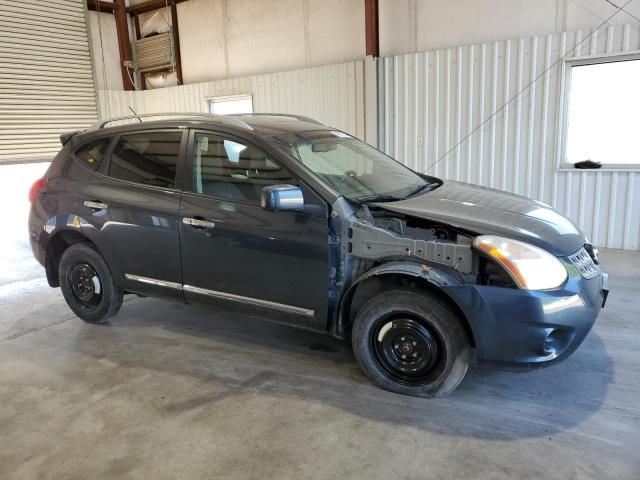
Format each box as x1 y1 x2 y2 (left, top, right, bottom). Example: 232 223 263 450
58 243 123 323
372 317 445 385
67 263 103 308
352 289 470 397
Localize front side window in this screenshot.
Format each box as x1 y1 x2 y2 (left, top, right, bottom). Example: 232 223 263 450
74 137 111 171
108 131 182 188
283 131 430 201
192 133 295 203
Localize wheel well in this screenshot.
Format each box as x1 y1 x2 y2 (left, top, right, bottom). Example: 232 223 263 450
341 274 475 348
45 230 97 287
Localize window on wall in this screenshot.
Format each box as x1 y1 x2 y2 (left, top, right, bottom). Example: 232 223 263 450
565 58 640 167
208 94 254 115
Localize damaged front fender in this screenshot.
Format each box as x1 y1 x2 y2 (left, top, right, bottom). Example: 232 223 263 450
335 260 465 337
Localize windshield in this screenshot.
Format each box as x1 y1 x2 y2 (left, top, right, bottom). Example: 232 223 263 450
283 131 431 201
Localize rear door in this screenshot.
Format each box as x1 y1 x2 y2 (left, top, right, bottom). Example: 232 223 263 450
179 129 329 330
82 129 187 299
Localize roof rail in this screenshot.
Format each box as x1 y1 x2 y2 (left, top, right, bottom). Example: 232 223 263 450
91 112 253 131
233 113 325 126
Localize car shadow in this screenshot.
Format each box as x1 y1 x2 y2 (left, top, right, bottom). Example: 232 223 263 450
72 296 614 441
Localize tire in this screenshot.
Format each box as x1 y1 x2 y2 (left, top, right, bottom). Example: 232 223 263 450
351 289 470 398
58 243 123 324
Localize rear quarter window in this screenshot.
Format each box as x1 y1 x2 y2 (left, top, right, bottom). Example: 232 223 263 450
107 131 183 189
73 137 112 171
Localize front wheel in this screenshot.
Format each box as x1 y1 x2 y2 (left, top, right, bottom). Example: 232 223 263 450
58 243 123 324
352 289 470 397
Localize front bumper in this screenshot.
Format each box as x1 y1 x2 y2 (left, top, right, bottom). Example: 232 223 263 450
442 264 608 367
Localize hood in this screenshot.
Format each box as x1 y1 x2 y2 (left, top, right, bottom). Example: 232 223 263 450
374 180 585 256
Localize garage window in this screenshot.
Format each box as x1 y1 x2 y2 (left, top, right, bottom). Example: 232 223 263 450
565 57 640 167
208 94 253 115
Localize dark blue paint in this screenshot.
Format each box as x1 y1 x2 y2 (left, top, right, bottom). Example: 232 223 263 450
28 116 607 370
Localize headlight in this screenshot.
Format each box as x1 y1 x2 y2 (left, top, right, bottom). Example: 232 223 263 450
473 236 568 290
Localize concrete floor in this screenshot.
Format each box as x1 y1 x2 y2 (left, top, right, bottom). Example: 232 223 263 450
1 163 639 480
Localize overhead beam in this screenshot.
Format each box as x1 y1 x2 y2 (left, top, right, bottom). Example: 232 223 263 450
86 0 115 14
113 0 135 90
126 0 190 16
364 0 379 57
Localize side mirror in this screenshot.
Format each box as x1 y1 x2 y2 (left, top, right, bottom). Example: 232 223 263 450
261 184 304 212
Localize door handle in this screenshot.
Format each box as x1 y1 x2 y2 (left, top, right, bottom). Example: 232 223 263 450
84 200 108 210
183 217 215 229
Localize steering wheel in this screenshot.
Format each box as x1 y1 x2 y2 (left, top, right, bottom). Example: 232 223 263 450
338 169 357 187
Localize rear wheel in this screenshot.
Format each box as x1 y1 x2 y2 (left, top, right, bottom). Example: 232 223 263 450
58 243 123 323
352 289 470 397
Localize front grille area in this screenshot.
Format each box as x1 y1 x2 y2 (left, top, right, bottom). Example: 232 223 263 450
568 247 599 279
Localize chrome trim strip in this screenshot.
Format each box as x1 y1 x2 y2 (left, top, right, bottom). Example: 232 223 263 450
183 284 314 317
84 200 108 210
124 274 182 290
182 217 215 228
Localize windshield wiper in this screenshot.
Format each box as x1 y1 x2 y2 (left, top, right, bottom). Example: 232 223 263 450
352 194 403 203
353 183 432 204
407 182 431 198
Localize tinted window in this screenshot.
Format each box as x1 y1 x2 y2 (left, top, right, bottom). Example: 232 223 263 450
192 133 295 203
74 137 111 170
108 131 182 188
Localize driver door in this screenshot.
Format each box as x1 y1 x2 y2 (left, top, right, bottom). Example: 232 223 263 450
179 129 330 330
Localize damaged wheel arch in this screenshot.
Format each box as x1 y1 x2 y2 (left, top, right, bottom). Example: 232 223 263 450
336 261 476 348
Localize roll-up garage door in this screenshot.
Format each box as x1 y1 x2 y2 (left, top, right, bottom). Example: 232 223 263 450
0 0 98 163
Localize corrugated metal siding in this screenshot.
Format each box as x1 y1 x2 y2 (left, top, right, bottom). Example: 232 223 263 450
98 60 365 139
380 24 640 250
0 0 98 162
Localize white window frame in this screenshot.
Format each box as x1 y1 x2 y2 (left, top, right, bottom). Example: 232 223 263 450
556 50 640 172
206 94 254 115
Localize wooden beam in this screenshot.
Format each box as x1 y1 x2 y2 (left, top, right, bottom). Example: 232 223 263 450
170 2 184 85
113 0 135 90
86 0 115 14
126 0 190 16
364 0 379 57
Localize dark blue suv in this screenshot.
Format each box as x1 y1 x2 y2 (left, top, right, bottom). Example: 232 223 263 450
28 113 608 397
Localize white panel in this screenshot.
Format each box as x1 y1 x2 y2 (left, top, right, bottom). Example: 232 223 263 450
0 0 98 162
380 24 640 250
99 60 365 139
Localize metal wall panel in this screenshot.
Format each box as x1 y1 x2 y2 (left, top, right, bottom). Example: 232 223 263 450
380 24 640 250
0 0 98 162
98 60 366 139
